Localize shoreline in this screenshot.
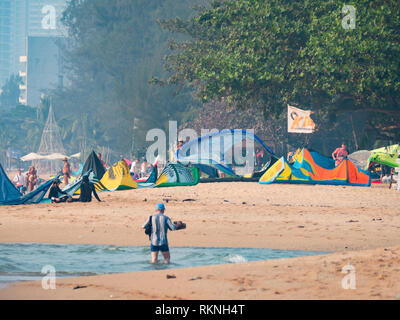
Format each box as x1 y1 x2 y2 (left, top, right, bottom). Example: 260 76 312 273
0 182 399 299
0 245 399 300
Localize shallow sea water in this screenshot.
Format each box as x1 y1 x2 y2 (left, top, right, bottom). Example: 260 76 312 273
0 243 327 288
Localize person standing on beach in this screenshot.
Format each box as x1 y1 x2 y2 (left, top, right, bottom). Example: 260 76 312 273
98 153 108 170
332 142 349 166
142 203 177 264
176 140 184 152
26 166 38 192
62 157 71 186
140 159 148 178
130 159 141 179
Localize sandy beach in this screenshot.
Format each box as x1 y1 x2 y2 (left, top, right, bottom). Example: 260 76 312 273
0 182 400 299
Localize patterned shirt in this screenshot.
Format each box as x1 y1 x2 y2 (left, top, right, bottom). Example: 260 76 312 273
142 213 176 246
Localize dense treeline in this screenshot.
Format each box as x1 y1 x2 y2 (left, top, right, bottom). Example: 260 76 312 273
157 0 400 147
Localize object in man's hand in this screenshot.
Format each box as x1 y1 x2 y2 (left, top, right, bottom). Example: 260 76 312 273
174 221 186 230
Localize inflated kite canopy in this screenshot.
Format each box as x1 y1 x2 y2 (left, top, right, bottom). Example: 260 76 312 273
176 129 275 177
349 144 400 170
259 148 371 186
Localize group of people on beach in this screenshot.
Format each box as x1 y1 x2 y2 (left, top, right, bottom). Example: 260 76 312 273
48 175 101 204
12 142 394 266
12 166 39 195
56 154 105 204
129 159 153 179
11 154 103 204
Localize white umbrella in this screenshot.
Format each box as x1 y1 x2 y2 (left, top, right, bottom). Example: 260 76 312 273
20 153 45 161
43 153 69 160
69 152 81 158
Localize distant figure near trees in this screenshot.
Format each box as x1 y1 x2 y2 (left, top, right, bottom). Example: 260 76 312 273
26 166 38 192
141 160 148 178
130 159 141 179
13 169 25 194
176 140 184 152
332 142 349 166
98 153 108 170
62 157 71 186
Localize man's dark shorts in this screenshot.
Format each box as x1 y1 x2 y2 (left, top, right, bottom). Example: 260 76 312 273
151 244 169 252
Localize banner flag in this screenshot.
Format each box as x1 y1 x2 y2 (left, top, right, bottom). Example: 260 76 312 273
287 105 316 133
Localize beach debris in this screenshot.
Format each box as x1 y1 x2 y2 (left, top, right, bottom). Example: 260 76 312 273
346 220 359 223
223 200 229 202
166 274 176 279
242 202 247 204
372 218 382 221
143 198 147 202
163 198 178 202
73 285 87 290
298 225 305 228
182 198 196 202
189 276 202 281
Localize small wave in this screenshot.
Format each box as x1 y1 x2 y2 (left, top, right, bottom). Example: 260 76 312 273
225 254 247 263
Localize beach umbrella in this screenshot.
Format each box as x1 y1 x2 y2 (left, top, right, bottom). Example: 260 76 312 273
42 153 69 160
20 153 45 161
69 152 81 158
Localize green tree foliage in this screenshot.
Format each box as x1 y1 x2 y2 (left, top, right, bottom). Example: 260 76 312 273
0 74 23 109
0 105 43 152
157 0 400 144
0 75 43 156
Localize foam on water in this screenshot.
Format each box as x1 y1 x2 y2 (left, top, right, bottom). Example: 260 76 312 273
0 243 328 287
225 254 248 263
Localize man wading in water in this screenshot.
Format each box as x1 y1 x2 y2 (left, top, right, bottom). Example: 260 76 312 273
142 203 180 264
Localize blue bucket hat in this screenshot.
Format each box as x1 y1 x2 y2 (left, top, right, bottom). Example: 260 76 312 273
156 203 165 211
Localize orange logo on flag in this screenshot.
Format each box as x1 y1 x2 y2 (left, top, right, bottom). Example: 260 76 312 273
288 105 316 133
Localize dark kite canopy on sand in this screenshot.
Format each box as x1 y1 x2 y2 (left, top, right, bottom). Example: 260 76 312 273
82 151 106 180
0 163 22 203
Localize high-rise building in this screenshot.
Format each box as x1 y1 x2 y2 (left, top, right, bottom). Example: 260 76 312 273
0 1 13 87
0 0 67 107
